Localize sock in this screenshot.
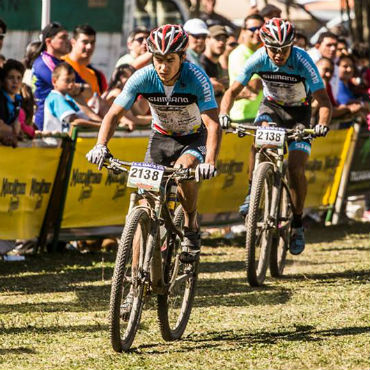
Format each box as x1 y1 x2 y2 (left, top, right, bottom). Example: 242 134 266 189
292 213 303 228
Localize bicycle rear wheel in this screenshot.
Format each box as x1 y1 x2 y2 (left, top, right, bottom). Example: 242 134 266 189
157 205 199 341
109 208 150 352
270 181 292 277
245 162 274 287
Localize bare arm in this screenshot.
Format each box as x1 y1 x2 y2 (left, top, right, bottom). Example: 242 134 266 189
131 52 152 70
97 103 132 145
219 81 245 115
312 88 333 126
200 108 222 165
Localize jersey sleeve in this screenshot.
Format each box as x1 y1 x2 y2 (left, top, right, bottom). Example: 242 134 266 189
297 49 325 93
235 48 264 87
48 94 78 122
190 65 218 112
114 69 147 109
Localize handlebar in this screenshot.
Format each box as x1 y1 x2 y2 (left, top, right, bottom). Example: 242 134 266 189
103 157 196 180
229 122 316 140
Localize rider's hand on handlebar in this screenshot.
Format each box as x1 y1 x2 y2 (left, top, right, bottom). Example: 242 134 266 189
86 144 112 170
195 163 217 182
219 114 231 129
313 124 330 137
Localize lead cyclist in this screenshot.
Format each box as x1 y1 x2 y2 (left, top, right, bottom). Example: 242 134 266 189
219 18 333 255
87 24 222 262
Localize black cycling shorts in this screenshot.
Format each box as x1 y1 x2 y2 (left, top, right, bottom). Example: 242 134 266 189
254 98 312 129
144 129 207 166
254 99 312 155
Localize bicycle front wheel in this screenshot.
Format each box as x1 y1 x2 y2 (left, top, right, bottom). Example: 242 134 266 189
109 208 150 352
246 162 274 287
157 205 199 341
270 181 292 277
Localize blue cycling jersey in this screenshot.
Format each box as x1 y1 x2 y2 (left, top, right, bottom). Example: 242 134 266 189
236 46 324 106
114 62 217 136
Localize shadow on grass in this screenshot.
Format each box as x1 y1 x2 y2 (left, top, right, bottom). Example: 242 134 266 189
136 325 370 354
281 269 370 283
0 347 37 355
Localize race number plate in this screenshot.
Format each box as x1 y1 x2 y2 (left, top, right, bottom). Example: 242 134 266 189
127 162 164 191
255 127 286 148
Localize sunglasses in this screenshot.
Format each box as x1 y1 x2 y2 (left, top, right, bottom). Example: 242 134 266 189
133 36 146 44
266 44 292 54
227 41 238 48
246 26 261 33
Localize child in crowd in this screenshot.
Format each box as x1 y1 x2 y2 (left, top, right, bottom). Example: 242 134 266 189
43 62 101 139
0 59 24 147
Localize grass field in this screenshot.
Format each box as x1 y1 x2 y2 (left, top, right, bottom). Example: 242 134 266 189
0 222 369 370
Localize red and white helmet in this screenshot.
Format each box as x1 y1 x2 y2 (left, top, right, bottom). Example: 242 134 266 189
260 18 295 47
147 24 189 55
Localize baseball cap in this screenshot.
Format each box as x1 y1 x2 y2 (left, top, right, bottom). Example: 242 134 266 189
184 18 209 36
208 25 228 38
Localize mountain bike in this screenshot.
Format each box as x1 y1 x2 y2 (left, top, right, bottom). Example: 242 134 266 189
228 122 315 286
104 158 198 352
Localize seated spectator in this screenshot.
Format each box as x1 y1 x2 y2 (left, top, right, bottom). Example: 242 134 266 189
294 32 309 50
315 57 362 119
115 27 150 68
200 25 228 103
32 22 72 130
184 18 209 68
43 63 101 142
0 59 24 147
101 64 151 130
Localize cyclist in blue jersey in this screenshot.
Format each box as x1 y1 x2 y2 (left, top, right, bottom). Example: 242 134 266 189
219 18 332 255
87 24 222 262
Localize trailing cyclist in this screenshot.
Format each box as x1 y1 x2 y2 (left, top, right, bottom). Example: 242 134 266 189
87 24 222 262
219 18 332 255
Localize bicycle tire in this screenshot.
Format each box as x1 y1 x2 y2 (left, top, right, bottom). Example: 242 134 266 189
109 208 150 352
270 179 292 277
245 162 274 287
157 205 199 341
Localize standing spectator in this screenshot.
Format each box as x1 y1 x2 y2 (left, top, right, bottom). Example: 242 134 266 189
184 18 209 68
32 22 71 130
63 24 107 96
200 25 228 102
23 40 42 87
259 4 282 22
0 59 24 147
336 38 349 59
0 18 7 53
199 0 238 32
294 32 309 50
307 31 338 63
228 14 264 122
115 27 149 68
219 32 238 71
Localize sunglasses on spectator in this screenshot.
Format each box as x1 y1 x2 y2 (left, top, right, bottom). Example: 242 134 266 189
133 36 146 44
246 26 261 33
0 34 5 40
227 41 238 48
266 44 292 54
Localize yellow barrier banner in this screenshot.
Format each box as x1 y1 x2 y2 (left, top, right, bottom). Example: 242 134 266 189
0 146 62 239
61 135 148 229
61 128 352 229
305 128 353 208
